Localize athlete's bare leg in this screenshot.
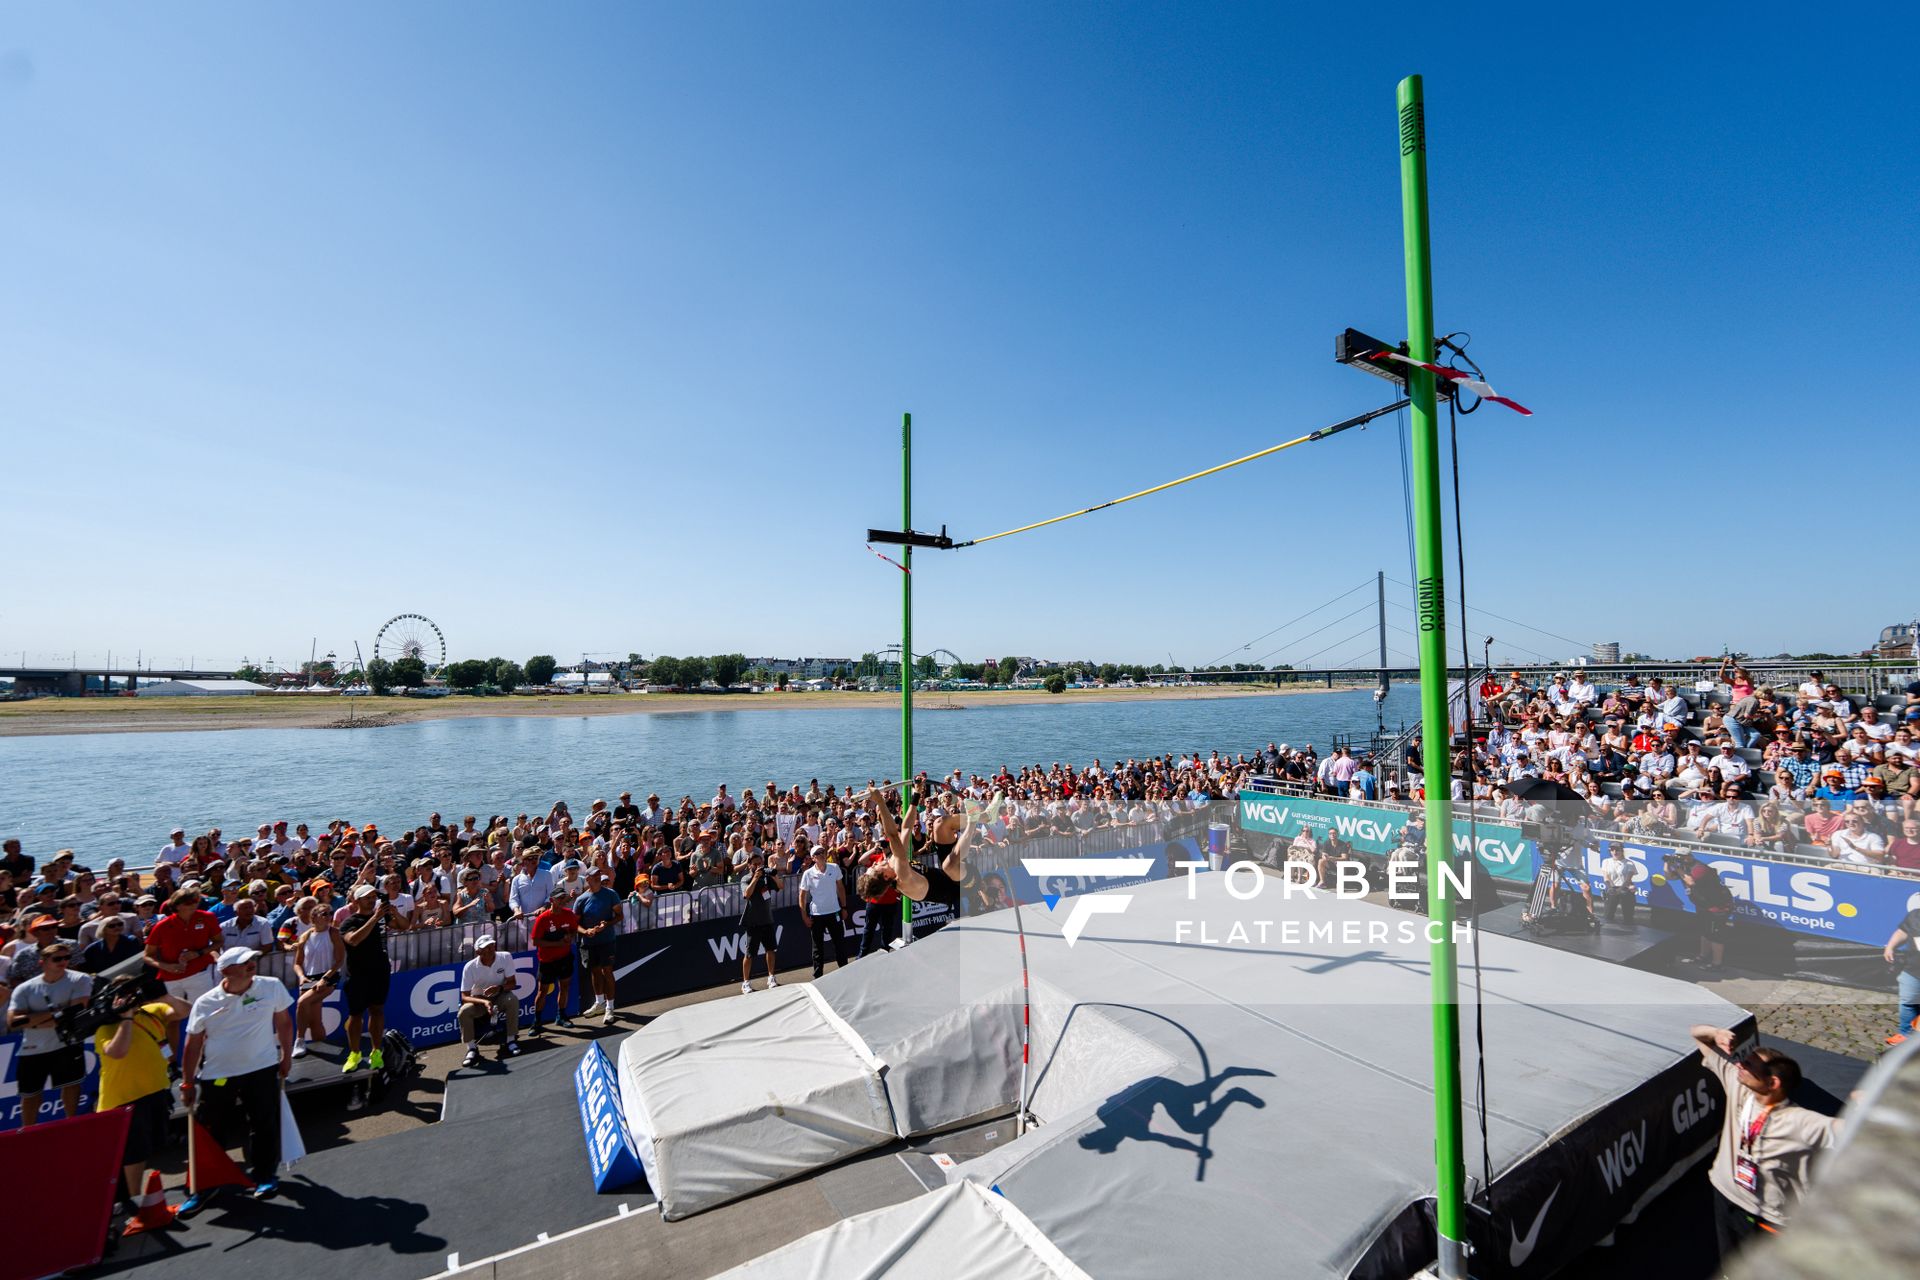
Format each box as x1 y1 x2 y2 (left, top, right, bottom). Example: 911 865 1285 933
875 798 930 901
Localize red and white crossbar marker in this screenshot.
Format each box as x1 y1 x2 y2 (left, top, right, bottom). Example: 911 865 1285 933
865 544 910 573
1367 351 1533 416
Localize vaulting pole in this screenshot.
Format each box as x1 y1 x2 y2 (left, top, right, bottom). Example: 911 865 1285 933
901 412 915 941
1377 569 1389 738
1398 73 1469 1280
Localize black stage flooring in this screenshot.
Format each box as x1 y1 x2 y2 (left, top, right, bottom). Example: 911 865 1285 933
165 1039 389 1122
91 1019 1871 1280
109 1045 626 1280
1476 903 1677 967
103 1039 1012 1280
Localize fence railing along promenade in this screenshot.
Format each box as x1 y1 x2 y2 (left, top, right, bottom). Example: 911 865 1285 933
254 810 1218 983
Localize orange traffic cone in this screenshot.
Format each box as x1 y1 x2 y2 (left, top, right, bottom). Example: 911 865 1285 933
122 1170 179 1236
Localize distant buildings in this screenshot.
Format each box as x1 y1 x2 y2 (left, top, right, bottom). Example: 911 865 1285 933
552 672 617 689
1592 641 1621 664
138 678 272 697
745 657 856 679
1877 623 1916 660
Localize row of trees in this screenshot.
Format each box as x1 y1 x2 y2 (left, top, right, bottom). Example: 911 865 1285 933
251 648 1298 698
649 653 749 690
365 654 555 695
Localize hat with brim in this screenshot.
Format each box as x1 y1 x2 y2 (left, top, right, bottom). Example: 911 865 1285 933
216 946 260 969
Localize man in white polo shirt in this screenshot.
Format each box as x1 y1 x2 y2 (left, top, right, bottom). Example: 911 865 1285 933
798 845 847 979
180 947 293 1213
457 935 523 1069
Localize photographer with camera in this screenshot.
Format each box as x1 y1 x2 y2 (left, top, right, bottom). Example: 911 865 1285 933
1676 852 1736 973
6 939 92 1127
338 883 394 1073
95 984 189 1202
738 851 781 993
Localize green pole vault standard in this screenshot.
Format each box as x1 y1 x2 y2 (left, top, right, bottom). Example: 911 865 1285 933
1398 74 1469 1280
901 413 915 940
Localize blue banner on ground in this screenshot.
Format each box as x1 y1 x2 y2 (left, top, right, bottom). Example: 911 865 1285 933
1238 792 1538 883
574 1041 645 1192
1575 838 1920 946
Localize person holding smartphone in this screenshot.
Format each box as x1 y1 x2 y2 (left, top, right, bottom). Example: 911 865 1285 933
338 884 393 1073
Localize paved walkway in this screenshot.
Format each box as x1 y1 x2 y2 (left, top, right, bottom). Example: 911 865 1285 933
1697 975 1902 1060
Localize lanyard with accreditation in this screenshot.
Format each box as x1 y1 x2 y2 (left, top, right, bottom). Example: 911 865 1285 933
1733 1096 1774 1206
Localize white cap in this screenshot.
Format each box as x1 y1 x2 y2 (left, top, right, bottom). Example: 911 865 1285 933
216 946 260 970
351 883 378 899
474 934 497 950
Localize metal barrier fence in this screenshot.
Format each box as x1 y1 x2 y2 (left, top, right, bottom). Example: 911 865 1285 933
253 810 1220 981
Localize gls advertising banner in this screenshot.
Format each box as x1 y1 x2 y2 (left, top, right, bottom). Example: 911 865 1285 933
574 1041 645 1192
1238 793 1538 883
299 949 568 1050
1575 838 1920 946
0 1034 99 1132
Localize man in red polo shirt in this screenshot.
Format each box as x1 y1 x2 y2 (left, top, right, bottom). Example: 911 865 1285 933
143 887 223 1002
529 893 578 1033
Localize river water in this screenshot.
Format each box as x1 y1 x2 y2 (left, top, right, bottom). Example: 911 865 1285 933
1 686 1422 862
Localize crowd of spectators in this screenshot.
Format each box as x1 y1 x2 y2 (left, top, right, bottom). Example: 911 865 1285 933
1433 665 1920 870
1251 667 1920 874
0 749 1263 1033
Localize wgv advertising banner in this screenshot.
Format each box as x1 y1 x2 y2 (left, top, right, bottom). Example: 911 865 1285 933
1238 793 1538 883
1575 838 1920 946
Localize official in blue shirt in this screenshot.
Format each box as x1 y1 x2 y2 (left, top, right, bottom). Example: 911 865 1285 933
508 850 554 919
573 868 622 1025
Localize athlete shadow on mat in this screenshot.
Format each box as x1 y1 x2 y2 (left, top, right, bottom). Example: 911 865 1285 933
1077 1067 1273 1177
203 1176 443 1255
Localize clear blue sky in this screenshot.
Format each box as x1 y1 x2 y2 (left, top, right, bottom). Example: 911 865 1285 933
3 5 1912 672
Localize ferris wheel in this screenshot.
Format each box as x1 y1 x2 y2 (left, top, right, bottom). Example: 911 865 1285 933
374 613 446 668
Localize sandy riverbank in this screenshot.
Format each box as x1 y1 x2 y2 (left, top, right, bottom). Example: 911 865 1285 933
0 682 1371 738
